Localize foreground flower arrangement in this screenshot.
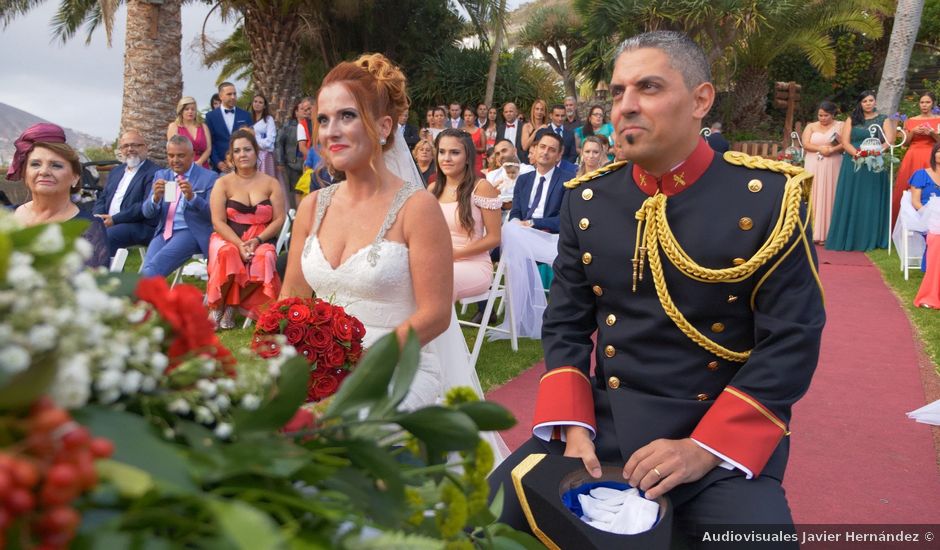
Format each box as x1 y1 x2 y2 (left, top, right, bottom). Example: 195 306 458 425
0 213 538 549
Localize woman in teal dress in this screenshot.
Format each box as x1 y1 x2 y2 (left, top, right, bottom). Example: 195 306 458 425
826 91 897 251
574 105 615 161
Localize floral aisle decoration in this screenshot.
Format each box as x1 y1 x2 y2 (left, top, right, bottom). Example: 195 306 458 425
252 297 365 403
853 141 886 173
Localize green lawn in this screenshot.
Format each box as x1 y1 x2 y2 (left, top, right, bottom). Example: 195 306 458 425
125 254 544 392
866 249 940 376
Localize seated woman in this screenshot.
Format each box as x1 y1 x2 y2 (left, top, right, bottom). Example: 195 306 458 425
576 135 610 177
430 129 502 300
9 123 108 267
207 128 285 329
912 143 940 308
411 138 435 187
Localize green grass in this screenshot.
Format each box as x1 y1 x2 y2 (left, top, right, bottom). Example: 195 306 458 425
866 249 940 376
124 254 544 392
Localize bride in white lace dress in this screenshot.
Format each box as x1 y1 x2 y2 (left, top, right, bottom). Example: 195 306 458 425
279 55 509 460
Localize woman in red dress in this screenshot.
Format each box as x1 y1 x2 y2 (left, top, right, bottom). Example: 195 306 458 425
462 106 485 176
207 128 285 329
893 92 940 225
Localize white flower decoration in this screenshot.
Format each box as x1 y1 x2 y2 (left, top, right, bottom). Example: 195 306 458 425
0 345 31 375
32 224 64 254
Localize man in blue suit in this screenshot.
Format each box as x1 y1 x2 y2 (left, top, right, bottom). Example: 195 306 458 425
205 81 253 173
140 135 218 277
93 129 159 257
548 104 578 165
508 129 576 234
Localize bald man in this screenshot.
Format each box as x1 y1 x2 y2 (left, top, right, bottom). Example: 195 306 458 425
94 129 160 257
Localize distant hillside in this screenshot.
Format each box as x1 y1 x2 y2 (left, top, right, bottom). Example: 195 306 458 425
0 102 109 165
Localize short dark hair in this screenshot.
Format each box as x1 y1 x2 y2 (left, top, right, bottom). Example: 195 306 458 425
433 106 446 116
218 81 235 93
551 104 565 113
616 30 710 89
818 101 838 117
494 138 513 148
534 128 563 150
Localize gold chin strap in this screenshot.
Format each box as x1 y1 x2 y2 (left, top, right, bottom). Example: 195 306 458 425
632 152 824 363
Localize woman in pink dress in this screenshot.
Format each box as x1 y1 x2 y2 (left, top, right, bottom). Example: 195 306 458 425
167 96 211 168
430 129 502 300
894 92 940 225
462 106 486 177
801 101 845 243
207 128 285 329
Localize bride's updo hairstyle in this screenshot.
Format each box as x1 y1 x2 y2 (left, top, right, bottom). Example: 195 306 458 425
316 53 410 163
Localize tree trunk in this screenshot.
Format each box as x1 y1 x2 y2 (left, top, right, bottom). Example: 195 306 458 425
730 66 771 132
877 0 925 116
484 0 507 107
243 3 304 123
122 0 183 164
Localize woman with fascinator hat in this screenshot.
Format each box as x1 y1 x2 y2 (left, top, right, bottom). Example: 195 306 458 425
10 123 109 267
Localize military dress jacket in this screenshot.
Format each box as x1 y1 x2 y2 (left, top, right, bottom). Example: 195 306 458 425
531 139 826 480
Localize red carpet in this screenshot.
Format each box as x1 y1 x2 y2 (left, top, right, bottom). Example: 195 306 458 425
486 247 940 523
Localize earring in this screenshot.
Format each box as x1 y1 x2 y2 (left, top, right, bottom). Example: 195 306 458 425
380 137 387 145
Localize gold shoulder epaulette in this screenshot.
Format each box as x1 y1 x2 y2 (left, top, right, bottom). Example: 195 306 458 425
563 160 628 189
722 151 813 202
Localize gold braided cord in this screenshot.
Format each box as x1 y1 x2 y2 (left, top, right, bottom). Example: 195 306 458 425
563 160 628 189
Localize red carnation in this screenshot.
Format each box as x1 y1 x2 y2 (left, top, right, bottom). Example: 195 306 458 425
284 324 306 346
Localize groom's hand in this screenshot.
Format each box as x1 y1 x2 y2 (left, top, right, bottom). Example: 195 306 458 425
564 426 602 478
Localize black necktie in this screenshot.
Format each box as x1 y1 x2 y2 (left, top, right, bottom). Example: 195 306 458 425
527 176 546 219
224 109 235 114
554 126 562 137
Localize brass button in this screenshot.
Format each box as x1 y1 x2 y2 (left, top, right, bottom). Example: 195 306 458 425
582 188 594 200
738 217 753 231
747 179 763 192
707 361 719 371
711 322 725 333
604 345 615 358
592 285 603 296
697 393 710 401
607 376 620 389
727 295 738 303
732 257 746 266
579 218 590 230
606 314 616 326
582 252 593 265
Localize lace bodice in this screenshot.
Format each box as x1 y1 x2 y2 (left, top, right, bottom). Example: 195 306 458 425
301 181 424 335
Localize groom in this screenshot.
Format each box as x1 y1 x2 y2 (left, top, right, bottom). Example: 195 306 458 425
205 81 252 173
488 31 825 547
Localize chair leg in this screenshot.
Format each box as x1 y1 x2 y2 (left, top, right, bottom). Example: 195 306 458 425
903 231 910 281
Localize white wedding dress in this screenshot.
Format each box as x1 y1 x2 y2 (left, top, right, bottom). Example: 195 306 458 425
300 180 510 461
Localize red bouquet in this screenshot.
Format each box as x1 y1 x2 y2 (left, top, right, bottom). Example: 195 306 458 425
251 297 365 402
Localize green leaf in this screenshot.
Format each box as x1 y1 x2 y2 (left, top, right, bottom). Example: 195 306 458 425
207 499 287 550
488 484 505 521
341 530 445 550
344 438 404 500
96 459 155 498
487 524 545 550
236 356 309 432
0 231 11 281
72 406 197 493
0 354 58 411
457 401 516 431
326 332 400 417
395 407 479 451
373 330 421 416
95 271 142 298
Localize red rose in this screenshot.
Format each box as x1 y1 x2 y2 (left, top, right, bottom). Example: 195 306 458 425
288 304 312 324
295 343 318 363
332 314 353 341
258 312 281 333
311 373 339 401
284 324 306 345
349 340 364 363
324 343 347 368
305 326 332 351
312 301 333 324
350 318 366 341
283 408 315 432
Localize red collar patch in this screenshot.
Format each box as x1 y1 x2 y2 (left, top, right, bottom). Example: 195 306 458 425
632 138 715 196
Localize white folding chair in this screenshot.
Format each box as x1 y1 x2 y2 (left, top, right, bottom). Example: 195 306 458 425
275 208 297 255
170 254 206 288
457 256 518 371
109 248 129 272
895 190 926 280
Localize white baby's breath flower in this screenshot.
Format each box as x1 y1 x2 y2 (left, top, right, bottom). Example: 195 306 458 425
60 252 84 274
150 326 165 343
32 224 64 254
194 406 214 425
0 345 31 375
9 251 33 269
126 307 147 324
240 394 261 411
49 354 91 409
140 376 157 393
168 398 191 415
96 369 123 392
196 379 217 398
217 378 236 393
200 361 216 375
72 271 98 292
121 370 143 394
266 363 281 378
213 394 231 411
99 389 121 404
163 427 175 439
100 353 125 372
213 422 233 440
280 345 297 359
28 324 58 352
150 353 169 376
0 324 13 346
73 237 93 260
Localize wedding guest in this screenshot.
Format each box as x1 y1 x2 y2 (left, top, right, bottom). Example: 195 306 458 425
207 129 285 329
140 135 218 277
9 123 108 267
295 96 315 159
521 99 548 161
912 143 940 307
508 130 575 234
563 96 580 132
429 107 447 141
250 93 278 177
210 93 221 111
704 121 730 153
475 103 489 129
486 138 534 185
802 101 844 243
574 105 615 156
430 129 502 300
894 92 940 225
576 135 609 177
412 138 436 187
275 99 308 210
93 129 159 257
205 82 253 173
497 102 525 163
399 108 421 150
166 96 211 168
485 106 499 149
492 155 521 197
447 102 464 129
548 103 578 164
463 106 486 176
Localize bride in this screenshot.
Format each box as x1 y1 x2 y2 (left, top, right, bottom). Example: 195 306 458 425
280 54 508 459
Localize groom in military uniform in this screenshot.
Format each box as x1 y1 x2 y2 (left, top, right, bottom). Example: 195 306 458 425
488 31 825 547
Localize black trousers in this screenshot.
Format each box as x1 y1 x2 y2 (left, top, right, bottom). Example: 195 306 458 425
487 436 796 549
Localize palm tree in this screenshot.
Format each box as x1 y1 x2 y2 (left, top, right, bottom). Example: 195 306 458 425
0 0 181 162
515 2 586 99
877 0 926 116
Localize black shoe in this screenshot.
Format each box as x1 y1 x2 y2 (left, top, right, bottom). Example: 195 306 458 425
470 310 485 324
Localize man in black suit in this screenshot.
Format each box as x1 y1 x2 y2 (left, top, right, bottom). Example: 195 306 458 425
93 129 159 257
398 109 420 150
548 104 578 164
496 102 526 163
489 31 824 547
705 121 730 153
508 130 576 234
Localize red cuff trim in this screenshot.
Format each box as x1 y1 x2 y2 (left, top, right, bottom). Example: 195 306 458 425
532 367 595 432
691 386 787 477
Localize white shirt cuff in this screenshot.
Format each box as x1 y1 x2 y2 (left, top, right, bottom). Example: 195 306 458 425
691 438 754 479
533 421 595 442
